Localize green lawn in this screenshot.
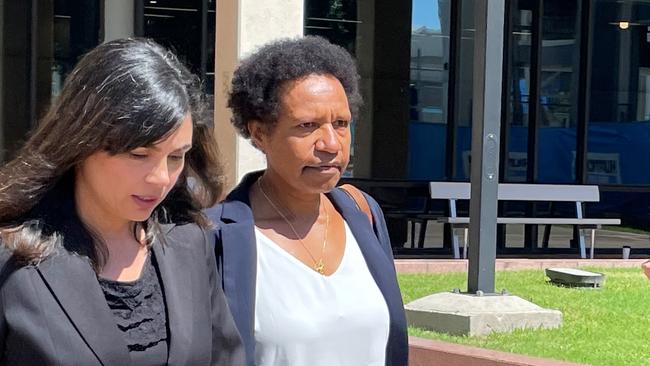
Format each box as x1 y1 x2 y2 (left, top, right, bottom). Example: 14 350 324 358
399 268 650 366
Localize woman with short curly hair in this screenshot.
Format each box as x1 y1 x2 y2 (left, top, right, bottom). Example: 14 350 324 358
206 36 408 366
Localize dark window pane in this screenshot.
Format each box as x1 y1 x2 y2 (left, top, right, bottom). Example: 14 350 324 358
537 0 579 183
304 0 358 55
504 0 533 182
305 0 362 177
408 0 451 180
454 0 474 181
143 0 202 75
588 0 650 185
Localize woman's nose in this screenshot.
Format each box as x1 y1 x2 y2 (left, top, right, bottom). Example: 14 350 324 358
315 124 341 153
145 160 171 186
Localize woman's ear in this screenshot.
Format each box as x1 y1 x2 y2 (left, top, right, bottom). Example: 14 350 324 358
248 120 267 152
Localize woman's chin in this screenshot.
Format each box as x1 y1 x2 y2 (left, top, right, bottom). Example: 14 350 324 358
300 171 341 191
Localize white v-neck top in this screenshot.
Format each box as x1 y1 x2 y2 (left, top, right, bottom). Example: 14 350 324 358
253 221 390 366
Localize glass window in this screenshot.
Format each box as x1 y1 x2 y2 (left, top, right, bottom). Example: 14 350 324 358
1 0 102 163
304 1 359 56
143 0 202 75
206 0 216 95
588 0 650 185
537 0 580 183
305 1 361 177
408 0 450 180
454 0 474 181
504 0 534 182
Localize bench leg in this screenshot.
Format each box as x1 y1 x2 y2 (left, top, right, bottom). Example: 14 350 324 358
452 228 461 259
590 229 595 259
542 224 552 248
463 228 469 259
578 228 587 259
418 220 428 249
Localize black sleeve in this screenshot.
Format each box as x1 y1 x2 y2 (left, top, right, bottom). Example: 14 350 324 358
0 249 12 362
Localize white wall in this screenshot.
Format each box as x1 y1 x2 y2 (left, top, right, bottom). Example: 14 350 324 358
104 0 134 42
226 0 304 182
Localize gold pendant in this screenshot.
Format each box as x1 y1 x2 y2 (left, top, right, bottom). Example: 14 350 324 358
314 259 325 274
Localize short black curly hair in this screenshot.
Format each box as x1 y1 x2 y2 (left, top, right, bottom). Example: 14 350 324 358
228 36 362 138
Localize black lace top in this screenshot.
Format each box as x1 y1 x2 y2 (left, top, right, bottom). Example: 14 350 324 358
98 253 168 366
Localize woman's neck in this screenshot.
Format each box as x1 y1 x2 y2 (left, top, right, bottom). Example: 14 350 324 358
258 172 322 219
74 187 136 244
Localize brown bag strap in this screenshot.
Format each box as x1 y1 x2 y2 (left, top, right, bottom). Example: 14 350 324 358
339 184 373 227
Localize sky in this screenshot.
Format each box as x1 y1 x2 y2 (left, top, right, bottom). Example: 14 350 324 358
411 0 442 31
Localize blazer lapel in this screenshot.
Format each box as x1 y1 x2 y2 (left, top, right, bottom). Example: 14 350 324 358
328 189 403 307
219 200 257 364
152 227 193 366
36 252 131 366
329 189 409 366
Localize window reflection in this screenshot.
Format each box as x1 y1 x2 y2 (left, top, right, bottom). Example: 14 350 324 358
537 0 579 183
588 0 650 185
408 0 450 180
454 0 474 181
304 1 361 177
504 0 533 182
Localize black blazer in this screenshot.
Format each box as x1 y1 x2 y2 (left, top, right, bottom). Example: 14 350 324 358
205 171 408 366
0 223 245 366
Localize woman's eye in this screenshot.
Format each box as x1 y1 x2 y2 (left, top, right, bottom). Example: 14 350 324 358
168 154 185 162
299 122 317 129
129 152 148 159
334 120 349 128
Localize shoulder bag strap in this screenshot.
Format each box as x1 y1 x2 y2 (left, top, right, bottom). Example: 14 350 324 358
338 184 373 228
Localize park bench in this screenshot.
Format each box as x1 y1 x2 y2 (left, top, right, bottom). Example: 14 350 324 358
429 182 621 259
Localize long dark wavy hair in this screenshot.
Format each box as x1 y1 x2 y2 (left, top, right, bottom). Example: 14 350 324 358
0 38 223 270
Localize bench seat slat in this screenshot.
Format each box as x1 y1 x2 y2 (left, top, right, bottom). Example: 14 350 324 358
437 217 621 225
429 182 602 202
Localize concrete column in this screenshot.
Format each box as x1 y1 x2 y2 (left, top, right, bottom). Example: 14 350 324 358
103 0 134 42
214 0 303 190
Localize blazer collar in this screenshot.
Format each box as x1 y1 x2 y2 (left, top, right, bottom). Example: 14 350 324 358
213 172 260 365
219 170 398 279
36 223 195 366
327 188 396 277
215 176 407 365
36 252 132 366
218 171 398 310
220 170 262 223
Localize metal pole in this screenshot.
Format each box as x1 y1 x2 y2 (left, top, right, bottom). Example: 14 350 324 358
467 0 505 294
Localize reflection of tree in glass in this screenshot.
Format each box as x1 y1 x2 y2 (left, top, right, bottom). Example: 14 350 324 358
326 0 354 54
326 0 344 19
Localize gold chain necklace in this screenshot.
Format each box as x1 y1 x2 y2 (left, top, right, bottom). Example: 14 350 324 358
257 178 329 274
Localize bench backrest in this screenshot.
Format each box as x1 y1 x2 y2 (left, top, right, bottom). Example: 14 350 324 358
429 182 601 202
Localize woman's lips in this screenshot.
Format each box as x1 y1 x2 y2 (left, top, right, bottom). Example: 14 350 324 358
306 165 341 174
131 195 159 209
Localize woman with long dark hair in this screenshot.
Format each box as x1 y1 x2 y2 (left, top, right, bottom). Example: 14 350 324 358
0 38 244 365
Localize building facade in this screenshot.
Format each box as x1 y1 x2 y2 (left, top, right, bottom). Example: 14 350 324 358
1 0 649 249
